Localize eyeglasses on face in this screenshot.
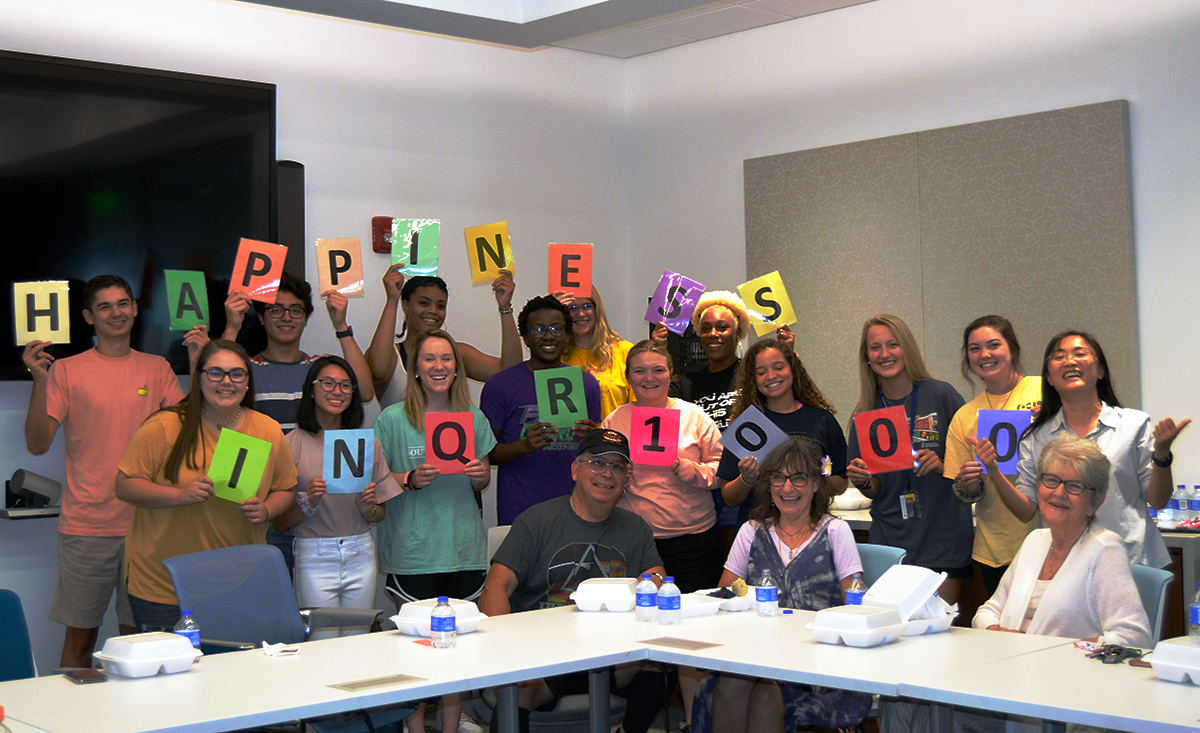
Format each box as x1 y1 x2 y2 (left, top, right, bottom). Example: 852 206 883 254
265 305 307 319
1039 473 1093 496
567 303 595 313
528 324 566 338
769 472 812 488
582 456 629 477
313 378 354 394
203 367 249 384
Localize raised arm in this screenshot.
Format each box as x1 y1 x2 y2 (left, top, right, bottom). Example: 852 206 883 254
22 341 60 455
1147 417 1191 509
325 291 375 402
366 263 404 395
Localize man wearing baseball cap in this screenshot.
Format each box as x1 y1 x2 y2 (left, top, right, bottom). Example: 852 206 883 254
480 428 667 733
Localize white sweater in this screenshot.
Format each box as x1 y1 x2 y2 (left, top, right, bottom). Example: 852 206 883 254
972 525 1151 647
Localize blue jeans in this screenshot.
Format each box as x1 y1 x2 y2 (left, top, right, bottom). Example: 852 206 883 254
128 593 182 633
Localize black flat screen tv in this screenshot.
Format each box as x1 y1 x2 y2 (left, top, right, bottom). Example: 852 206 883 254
0 50 276 377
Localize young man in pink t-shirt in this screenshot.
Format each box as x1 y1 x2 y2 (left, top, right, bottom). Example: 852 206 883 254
24 275 186 668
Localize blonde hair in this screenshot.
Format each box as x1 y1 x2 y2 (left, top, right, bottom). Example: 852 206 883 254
855 314 934 413
577 286 622 372
690 291 751 342
404 329 473 431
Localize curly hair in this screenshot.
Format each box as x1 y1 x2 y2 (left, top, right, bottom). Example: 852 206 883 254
748 439 833 528
517 295 571 337
730 338 835 421
690 290 751 342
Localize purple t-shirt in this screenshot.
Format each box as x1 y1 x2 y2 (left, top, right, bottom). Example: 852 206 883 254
480 362 602 525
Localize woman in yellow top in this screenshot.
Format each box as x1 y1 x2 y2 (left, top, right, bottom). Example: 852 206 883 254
943 315 1042 596
558 286 634 418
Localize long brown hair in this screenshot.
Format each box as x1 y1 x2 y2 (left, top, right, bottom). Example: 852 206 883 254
959 315 1024 390
404 329 473 431
731 339 835 419
748 439 833 528
854 314 934 413
163 340 255 484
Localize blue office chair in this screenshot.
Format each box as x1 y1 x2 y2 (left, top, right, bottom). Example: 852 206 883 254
857 544 906 587
1130 564 1173 643
0 589 36 682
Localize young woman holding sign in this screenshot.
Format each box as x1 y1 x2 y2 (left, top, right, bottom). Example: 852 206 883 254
115 340 297 632
844 315 971 605
942 316 1042 596
285 356 402 639
716 338 847 528
368 265 522 408
374 329 497 733
560 286 635 418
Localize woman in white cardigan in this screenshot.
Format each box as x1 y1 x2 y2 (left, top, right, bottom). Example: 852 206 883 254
972 433 1151 647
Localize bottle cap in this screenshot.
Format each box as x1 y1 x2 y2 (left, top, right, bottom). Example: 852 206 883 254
641 573 651 580
181 609 192 615
664 576 674 583
783 609 794 614
437 596 449 603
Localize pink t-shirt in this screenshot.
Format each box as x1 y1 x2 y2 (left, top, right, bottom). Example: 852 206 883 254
602 399 723 539
46 349 184 536
724 515 863 581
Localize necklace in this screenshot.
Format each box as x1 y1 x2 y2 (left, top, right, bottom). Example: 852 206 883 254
202 404 242 428
983 374 1022 411
774 521 813 563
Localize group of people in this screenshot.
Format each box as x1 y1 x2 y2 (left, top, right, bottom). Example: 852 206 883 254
27 264 1186 733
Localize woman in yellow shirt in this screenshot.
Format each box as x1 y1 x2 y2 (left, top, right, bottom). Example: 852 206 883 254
558 286 634 418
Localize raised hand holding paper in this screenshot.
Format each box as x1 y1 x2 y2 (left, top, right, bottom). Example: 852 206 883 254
720 406 791 462
316 238 365 298
548 243 592 297
853 406 914 474
976 409 1032 474
324 429 375 492
425 413 475 475
164 270 209 330
630 406 679 466
645 270 705 335
534 365 587 429
737 271 796 337
13 281 70 345
465 221 515 284
208 428 272 503
391 219 440 276
230 238 287 303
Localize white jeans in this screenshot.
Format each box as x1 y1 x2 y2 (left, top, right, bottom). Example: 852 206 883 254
293 532 378 639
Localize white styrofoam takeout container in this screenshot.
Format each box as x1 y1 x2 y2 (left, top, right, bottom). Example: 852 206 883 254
680 593 724 618
862 565 946 623
570 577 638 612
695 588 755 613
902 613 955 636
93 632 202 678
392 598 485 636
810 606 905 647
1150 637 1200 685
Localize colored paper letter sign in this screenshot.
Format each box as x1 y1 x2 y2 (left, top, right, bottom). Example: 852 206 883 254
534 365 587 429
976 409 1032 475
230 238 288 304
720 406 791 462
737 271 796 337
630 406 680 467
425 413 475 475
164 270 208 330
853 406 914 474
465 221 514 285
391 219 441 277
13 281 70 345
645 270 705 336
209 428 272 503
316 238 365 298
324 429 375 493
548 243 592 298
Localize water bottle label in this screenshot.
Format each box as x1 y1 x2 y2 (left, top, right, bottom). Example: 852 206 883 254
430 615 456 633
756 586 778 604
657 594 681 611
636 592 657 608
845 589 865 606
1190 604 1200 626
176 629 200 648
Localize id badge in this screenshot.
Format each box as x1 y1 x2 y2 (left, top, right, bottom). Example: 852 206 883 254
900 491 921 520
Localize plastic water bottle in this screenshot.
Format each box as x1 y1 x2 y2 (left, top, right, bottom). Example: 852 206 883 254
1189 583 1200 643
845 573 867 606
174 609 200 649
430 596 457 648
1188 486 1200 524
756 569 778 617
1160 488 1180 529
635 573 658 622
657 576 681 625
1147 502 1158 528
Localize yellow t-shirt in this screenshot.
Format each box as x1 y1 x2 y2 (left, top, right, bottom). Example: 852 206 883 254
564 339 634 419
119 410 298 605
944 376 1043 567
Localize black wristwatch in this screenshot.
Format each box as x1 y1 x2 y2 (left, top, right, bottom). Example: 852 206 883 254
1152 452 1174 468
335 326 354 339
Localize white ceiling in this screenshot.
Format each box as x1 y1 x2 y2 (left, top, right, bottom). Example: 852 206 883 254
235 0 876 58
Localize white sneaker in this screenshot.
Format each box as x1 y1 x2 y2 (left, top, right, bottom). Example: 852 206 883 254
433 709 483 733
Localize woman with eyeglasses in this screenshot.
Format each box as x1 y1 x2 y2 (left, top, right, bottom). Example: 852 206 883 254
115 340 297 632
692 440 870 733
374 328 497 733
285 356 403 639
367 265 522 408
560 286 635 418
993 330 1190 567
